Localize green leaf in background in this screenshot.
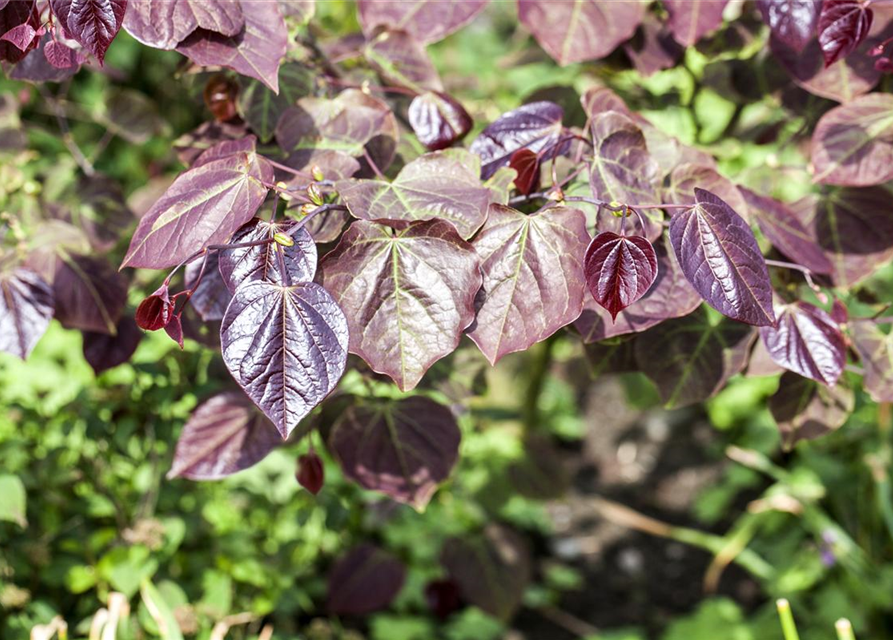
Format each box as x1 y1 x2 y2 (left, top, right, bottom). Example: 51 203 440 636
0 474 27 527
140 578 185 640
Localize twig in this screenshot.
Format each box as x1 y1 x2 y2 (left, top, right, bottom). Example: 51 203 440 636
38 84 95 176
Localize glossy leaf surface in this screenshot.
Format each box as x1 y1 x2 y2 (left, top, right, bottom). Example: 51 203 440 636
327 544 406 615
50 0 126 63
123 0 243 49
757 0 821 52
408 91 472 151
769 371 854 449
818 0 873 67
0 268 53 359
584 232 657 320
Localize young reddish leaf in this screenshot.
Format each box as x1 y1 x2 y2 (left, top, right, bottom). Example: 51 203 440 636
337 150 490 240
220 281 349 439
168 391 281 480
468 205 589 365
508 148 539 196
0 268 54 360
121 151 273 270
123 0 244 50
319 219 481 391
469 101 564 179
327 544 406 615
164 314 185 349
757 0 821 53
669 188 775 326
184 252 232 323
811 93 893 186
357 0 488 44
82 315 142 375
408 91 473 151
663 0 729 47
49 0 126 63
296 451 324 494
769 371 854 449
517 0 645 65
136 284 174 331
329 396 460 508
739 187 833 275
759 302 847 386
0 22 36 50
217 218 317 293
634 307 756 408
364 28 442 92
54 253 127 335
584 232 658 321
851 319 893 402
177 1 287 93
0 0 38 63
818 0 873 67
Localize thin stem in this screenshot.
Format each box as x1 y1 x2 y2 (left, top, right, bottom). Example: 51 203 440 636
285 203 348 237
776 599 801 640
38 84 95 177
362 148 385 179
874 316 893 325
263 157 314 180
763 259 821 291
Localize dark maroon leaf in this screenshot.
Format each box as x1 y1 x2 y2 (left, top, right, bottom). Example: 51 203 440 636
329 396 460 508
669 188 775 326
739 187 833 275
185 252 232 323
54 253 127 335
217 218 317 293
818 0 873 67
164 314 185 349
469 101 564 180
123 0 244 50
50 0 126 63
136 284 174 331
82 315 142 375
0 0 37 63
327 544 406 615
851 319 893 402
408 91 473 151
220 280 349 438
364 28 442 92
0 268 53 360
1 21 36 50
508 148 539 196
759 302 847 385
468 204 589 365
623 12 684 76
517 0 645 65
168 391 281 480
811 93 893 186
584 232 658 320
769 371 854 449
318 219 481 391
757 0 821 53
296 451 324 494
442 525 531 620
663 0 729 47
121 151 273 270
425 579 462 620
357 0 488 44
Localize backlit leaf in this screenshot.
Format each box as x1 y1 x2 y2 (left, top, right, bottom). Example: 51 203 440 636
663 0 729 47
0 268 53 359
327 544 406 615
769 371 854 449
851 319 893 402
82 314 142 374
584 232 657 320
757 0 821 53
185 252 231 322
357 0 488 44
124 0 243 50
818 0 873 67
54 253 127 335
50 0 125 63
408 91 473 151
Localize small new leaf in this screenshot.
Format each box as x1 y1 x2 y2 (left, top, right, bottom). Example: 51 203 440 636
584 232 658 321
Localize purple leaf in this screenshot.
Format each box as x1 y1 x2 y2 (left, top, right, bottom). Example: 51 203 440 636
818 0 873 67
634 307 756 407
0 268 54 360
217 218 317 293
669 188 775 326
296 450 324 494
1 21 36 50
220 281 349 439
192 135 258 168
121 151 273 270
177 1 287 93
123 0 244 50
469 101 564 180
174 120 248 167
757 0 821 53
408 91 473 151
663 0 729 47
364 28 442 92
517 0 645 65
319 219 481 391
329 395 460 508
663 163 749 220
851 319 893 402
0 0 38 63
11 35 81 81
54 253 127 335
467 204 589 365
357 0 488 44
82 314 142 375
584 232 658 321
327 544 406 615
759 302 847 386
167 391 281 480
769 371 853 449
739 187 833 275
622 12 684 76
49 0 126 63
185 252 232 323
811 93 893 186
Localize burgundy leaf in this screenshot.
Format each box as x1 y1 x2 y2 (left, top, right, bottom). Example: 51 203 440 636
357 0 488 44
185 252 232 323
123 0 243 50
168 391 281 480
0 268 54 360
329 396 460 508
82 314 142 375
364 28 442 92
622 12 684 76
469 101 564 180
217 218 317 293
136 284 174 331
811 93 893 186
164 314 185 349
818 0 873 67
769 371 854 449
54 253 127 335
468 204 589 365
327 544 406 615
584 232 658 321
296 451 324 494
408 91 473 151
121 151 273 270
220 280 349 439
49 0 126 63
851 319 893 402
669 188 775 326
759 302 847 386
0 0 38 63
508 148 539 196
757 0 821 53
663 0 729 47
319 219 481 391
1 21 36 50
517 0 645 65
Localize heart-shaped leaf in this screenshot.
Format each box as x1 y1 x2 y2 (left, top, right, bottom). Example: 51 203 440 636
757 0 821 53
329 395 460 508
220 281 349 438
669 188 775 326
124 0 244 50
769 371 854 449
327 544 406 615
357 0 488 44
0 268 54 359
408 91 473 151
584 232 658 320
50 0 126 63
851 319 893 402
663 0 729 47
818 0 873 67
